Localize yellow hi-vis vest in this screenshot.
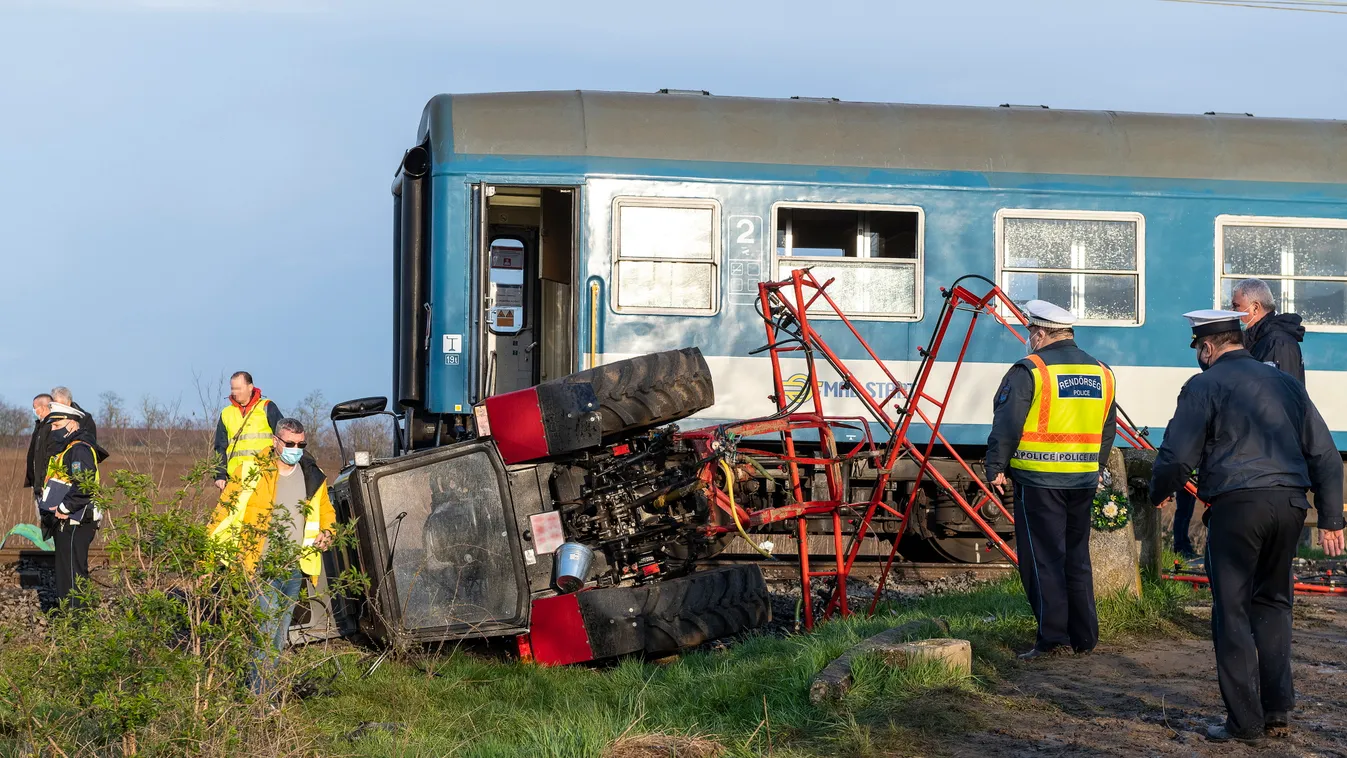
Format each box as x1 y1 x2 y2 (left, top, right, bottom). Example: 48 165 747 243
1009 354 1115 475
208 454 327 578
220 399 275 476
46 440 103 522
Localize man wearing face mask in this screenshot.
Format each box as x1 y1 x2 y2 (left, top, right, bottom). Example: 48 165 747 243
23 394 54 504
1230 278 1305 384
1169 279 1310 560
40 406 110 607
209 418 335 672
986 300 1117 661
1150 310 1344 744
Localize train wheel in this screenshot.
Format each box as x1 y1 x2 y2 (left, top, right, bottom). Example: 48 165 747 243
899 532 1014 564
926 533 1015 564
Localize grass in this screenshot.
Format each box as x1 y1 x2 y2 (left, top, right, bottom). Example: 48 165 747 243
1299 545 1329 561
298 576 1198 757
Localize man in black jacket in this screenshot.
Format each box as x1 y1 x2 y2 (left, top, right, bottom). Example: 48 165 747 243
1231 278 1305 384
1169 279 1311 560
28 391 97 501
1151 310 1343 744
23 394 53 497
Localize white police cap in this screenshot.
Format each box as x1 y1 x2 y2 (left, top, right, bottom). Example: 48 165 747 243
1183 309 1245 347
1023 300 1076 329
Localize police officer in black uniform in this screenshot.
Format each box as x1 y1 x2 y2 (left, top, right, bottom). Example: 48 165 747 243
1150 310 1344 744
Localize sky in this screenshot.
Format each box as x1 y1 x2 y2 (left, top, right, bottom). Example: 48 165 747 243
1 0 1345 424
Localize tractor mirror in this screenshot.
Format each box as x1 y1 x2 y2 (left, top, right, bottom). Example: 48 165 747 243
331 396 389 421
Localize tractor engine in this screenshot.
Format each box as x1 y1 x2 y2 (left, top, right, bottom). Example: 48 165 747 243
546 427 716 585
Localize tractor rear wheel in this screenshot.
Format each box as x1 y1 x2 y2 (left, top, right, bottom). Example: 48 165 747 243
641 564 771 655
554 347 715 439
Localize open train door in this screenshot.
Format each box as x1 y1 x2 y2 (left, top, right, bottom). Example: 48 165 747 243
473 184 579 403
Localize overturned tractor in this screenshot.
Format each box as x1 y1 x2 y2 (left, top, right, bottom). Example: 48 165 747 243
327 348 773 664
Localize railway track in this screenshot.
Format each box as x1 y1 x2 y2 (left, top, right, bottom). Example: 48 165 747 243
1 548 111 564
703 559 1015 583
3 548 1012 586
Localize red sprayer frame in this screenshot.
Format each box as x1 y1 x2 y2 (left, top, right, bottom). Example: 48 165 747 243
692 270 1176 629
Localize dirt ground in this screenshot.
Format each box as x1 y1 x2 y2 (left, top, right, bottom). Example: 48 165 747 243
950 594 1347 758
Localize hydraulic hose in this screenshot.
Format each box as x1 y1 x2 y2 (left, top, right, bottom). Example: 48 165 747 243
719 459 774 559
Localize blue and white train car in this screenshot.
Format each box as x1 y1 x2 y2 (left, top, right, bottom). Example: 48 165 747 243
387 90 1347 558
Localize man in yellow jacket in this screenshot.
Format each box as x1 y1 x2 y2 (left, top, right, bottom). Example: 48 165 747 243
213 371 284 491
209 417 335 666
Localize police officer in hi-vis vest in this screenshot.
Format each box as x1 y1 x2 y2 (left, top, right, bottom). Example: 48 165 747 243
40 404 110 607
985 300 1117 661
213 371 284 491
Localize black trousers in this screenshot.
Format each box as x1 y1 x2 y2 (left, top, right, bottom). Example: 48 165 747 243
1013 483 1098 652
1174 488 1197 556
1206 489 1304 736
52 521 97 608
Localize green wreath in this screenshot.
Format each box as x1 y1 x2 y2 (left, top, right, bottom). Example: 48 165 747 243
1091 487 1131 532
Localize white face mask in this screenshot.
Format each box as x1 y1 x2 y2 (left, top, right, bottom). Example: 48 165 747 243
1026 330 1039 356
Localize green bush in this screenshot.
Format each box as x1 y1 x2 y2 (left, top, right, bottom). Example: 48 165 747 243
0 457 365 757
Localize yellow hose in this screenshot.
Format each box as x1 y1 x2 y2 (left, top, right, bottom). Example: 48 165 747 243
719 459 774 559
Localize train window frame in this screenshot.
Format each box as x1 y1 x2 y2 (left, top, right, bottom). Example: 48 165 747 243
994 209 1146 328
769 201 926 322
1215 214 1347 333
610 196 722 316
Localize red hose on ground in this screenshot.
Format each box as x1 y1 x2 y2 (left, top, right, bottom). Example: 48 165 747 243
1162 573 1347 595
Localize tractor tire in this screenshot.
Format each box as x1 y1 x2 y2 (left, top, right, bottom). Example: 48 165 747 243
556 347 715 438
641 565 771 655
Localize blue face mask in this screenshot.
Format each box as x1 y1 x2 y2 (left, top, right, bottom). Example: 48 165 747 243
279 447 304 466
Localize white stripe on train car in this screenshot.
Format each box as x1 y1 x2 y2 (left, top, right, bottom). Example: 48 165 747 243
595 354 1347 434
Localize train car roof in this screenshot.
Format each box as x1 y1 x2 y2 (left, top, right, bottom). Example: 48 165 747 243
418 90 1347 184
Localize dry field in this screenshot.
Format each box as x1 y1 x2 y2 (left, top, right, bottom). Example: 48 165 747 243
0 429 345 548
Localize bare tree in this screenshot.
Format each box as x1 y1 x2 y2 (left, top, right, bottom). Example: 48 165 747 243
293 390 334 453
341 416 396 460
0 396 31 443
191 368 227 435
100 391 129 430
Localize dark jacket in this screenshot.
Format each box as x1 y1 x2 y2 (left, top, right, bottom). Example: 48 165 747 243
24 417 53 490
1245 312 1306 384
44 426 111 524
986 339 1118 490
70 401 97 441
212 392 284 480
23 402 96 490
1149 349 1343 530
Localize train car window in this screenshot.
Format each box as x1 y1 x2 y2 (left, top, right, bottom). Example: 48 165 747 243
773 204 924 320
612 198 720 315
996 210 1145 326
1217 215 1347 329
